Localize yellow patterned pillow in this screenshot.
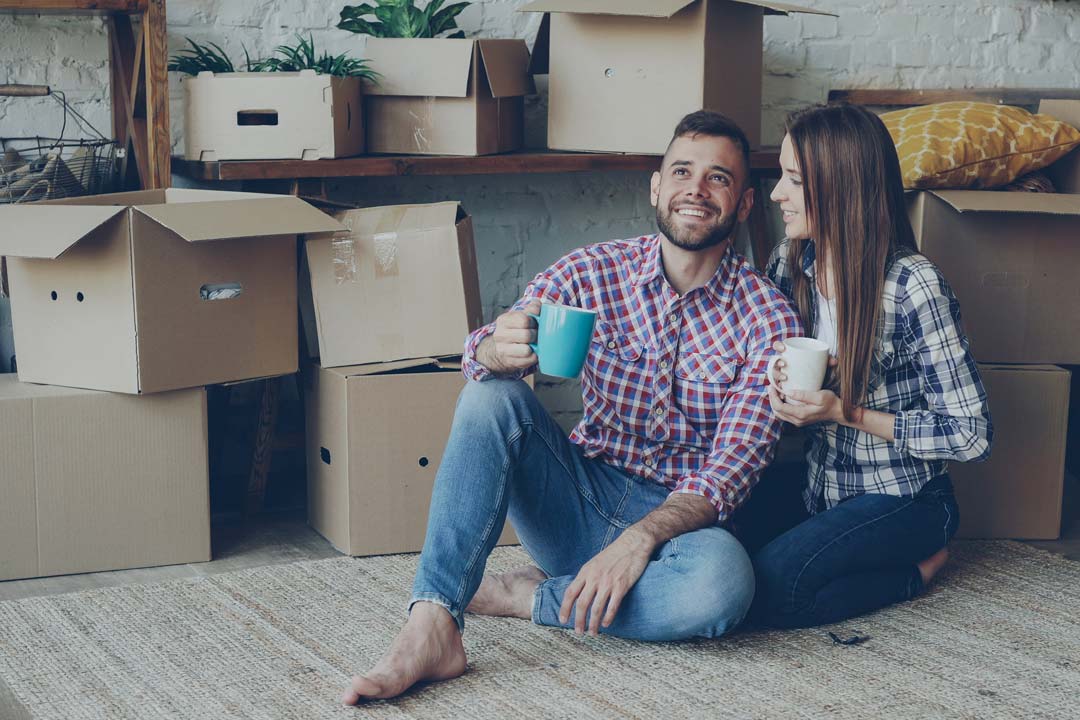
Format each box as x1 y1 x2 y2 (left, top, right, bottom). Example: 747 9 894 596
881 101 1080 189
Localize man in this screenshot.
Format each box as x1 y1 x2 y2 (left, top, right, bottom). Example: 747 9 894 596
343 111 802 704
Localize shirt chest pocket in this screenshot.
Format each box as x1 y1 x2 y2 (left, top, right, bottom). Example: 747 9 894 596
593 325 644 362
675 353 740 396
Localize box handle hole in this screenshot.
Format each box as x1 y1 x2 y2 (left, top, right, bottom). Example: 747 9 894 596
237 110 279 126
76 291 85 302
418 457 429 468
320 447 331 465
200 282 243 300
50 290 58 301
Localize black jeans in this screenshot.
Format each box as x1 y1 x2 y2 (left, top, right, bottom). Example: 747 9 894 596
734 464 960 628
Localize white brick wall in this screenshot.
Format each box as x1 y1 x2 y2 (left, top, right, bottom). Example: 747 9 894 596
3 0 1080 419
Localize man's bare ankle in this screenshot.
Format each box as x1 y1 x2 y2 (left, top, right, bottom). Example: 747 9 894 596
409 601 459 631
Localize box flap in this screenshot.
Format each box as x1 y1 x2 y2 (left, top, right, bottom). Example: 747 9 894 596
134 196 343 242
518 0 831 18
978 364 1067 374
746 1 835 16
363 38 474 98
0 205 126 258
331 201 462 237
328 357 444 378
519 0 697 18
928 190 1080 217
477 39 535 98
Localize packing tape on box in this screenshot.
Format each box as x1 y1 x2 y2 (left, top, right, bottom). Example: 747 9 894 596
370 205 408 279
409 97 437 154
372 232 398 277
331 215 359 284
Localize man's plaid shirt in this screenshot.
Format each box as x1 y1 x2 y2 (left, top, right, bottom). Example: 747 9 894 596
462 235 803 524
766 239 993 514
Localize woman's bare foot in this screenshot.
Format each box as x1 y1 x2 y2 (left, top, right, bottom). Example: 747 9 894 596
466 565 547 620
341 602 467 705
917 546 949 586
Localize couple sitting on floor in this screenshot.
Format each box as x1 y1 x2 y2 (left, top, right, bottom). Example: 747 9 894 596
342 104 993 704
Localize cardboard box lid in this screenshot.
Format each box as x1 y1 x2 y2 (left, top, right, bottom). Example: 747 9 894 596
324 356 461 379
518 0 831 18
363 38 533 99
330 200 464 236
979 363 1068 375
0 205 126 259
134 196 342 242
927 189 1080 217
0 189 343 258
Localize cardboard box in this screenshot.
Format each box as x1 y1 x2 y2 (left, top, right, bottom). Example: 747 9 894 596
299 202 482 367
0 375 210 581
304 357 517 556
363 38 534 156
183 70 365 161
0 188 342 394
908 189 1080 364
521 0 829 153
952 364 1070 540
907 99 1080 364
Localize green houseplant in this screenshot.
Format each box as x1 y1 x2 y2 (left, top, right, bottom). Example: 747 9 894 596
169 35 378 80
337 0 470 39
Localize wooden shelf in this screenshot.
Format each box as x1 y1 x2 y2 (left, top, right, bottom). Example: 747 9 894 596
0 0 146 13
172 149 782 182
4 0 168 189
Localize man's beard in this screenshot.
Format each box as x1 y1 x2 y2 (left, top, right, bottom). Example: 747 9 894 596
655 202 738 251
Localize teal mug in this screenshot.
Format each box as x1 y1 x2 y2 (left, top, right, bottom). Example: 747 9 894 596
526 303 598 378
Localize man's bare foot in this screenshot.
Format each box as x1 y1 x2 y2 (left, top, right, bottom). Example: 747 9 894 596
917 546 949 586
341 602 467 705
466 565 547 620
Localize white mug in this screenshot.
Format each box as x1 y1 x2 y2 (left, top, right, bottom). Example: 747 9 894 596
767 337 830 404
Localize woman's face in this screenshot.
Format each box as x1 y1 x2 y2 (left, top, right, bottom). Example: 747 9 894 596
770 134 811 241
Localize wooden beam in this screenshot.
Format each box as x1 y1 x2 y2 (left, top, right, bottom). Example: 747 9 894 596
142 0 170 188
0 1 146 13
828 88 1080 107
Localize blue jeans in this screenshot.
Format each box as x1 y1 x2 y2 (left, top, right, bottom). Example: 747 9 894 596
748 469 960 628
411 378 755 642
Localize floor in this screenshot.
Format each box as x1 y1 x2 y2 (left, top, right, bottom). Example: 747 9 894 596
2 506 1078 719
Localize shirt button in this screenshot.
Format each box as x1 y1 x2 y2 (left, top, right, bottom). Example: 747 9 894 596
644 458 654 468
698 371 707 380
606 340 616 350
659 359 669 369
653 406 664 417
669 313 678 323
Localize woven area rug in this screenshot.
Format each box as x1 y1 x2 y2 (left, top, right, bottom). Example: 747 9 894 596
1 541 1077 719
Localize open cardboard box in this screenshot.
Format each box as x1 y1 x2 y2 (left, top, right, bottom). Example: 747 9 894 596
299 201 482 367
0 375 210 581
0 188 342 393
521 0 831 152
304 357 518 556
183 70 365 161
363 38 534 156
908 99 1080 365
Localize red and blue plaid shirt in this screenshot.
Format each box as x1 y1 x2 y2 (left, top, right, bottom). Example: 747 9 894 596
462 235 803 523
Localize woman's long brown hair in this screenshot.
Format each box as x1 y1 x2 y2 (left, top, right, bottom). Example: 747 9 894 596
785 104 916 422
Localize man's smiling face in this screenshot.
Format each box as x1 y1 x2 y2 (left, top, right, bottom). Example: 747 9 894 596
650 133 753 252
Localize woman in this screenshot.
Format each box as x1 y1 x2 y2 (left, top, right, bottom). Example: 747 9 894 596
754 103 992 628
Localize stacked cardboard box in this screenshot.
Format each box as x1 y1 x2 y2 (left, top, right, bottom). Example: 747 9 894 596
520 0 832 153
299 201 517 555
909 100 1080 539
184 70 366 161
0 189 342 580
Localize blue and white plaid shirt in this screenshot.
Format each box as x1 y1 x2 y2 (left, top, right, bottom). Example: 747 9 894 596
766 239 993 514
